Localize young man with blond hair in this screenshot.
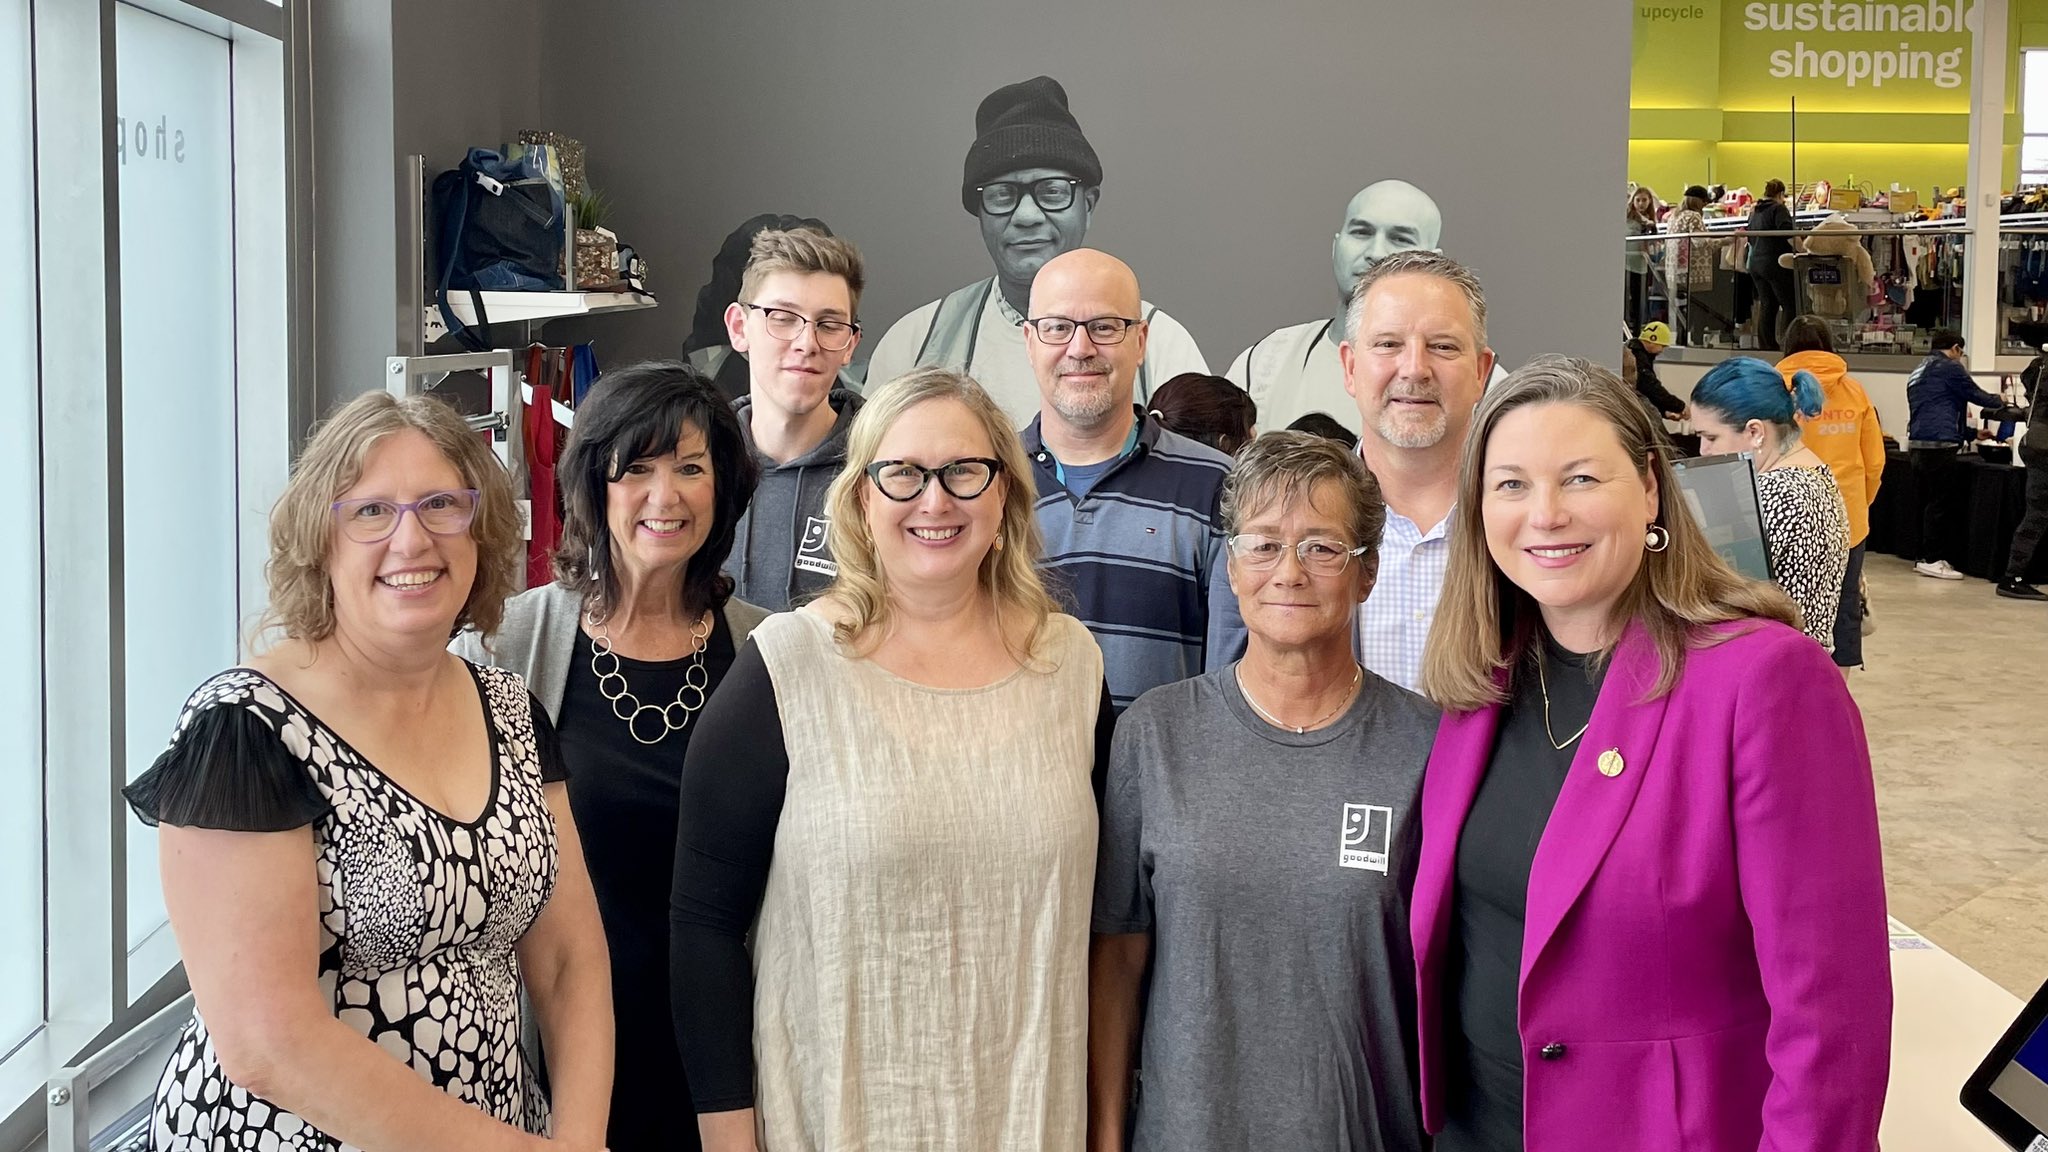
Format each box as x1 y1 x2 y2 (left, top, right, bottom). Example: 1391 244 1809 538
723 228 869 609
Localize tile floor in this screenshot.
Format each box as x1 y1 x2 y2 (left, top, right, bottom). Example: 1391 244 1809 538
1855 554 2048 999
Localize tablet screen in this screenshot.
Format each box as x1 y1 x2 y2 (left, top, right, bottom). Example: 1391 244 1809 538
1990 1017 2048 1136
1670 453 1775 582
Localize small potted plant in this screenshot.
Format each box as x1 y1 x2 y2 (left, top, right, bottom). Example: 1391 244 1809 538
571 187 618 290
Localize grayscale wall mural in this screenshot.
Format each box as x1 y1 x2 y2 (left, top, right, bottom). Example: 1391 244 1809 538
540 0 1630 430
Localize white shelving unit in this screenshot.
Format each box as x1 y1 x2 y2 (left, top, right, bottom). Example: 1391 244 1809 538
423 289 657 342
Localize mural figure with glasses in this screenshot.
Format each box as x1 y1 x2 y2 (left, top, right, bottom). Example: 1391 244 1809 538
862 75 1207 426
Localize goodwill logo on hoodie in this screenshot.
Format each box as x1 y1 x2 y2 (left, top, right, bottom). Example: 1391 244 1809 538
730 388 864 612
796 517 835 576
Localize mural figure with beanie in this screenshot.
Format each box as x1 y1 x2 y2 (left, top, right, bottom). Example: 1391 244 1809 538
862 76 1207 426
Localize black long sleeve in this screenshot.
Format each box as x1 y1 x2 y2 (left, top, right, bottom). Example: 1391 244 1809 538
1632 347 1687 419
1091 679 1115 808
669 638 788 1113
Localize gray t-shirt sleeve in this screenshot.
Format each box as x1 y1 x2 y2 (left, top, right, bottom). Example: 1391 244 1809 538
1092 704 1154 935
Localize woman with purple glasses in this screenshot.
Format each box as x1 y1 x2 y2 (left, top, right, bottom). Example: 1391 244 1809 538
125 391 613 1152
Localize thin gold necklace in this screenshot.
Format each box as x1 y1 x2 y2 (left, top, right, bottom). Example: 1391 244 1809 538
1235 662 1363 734
1535 652 1590 750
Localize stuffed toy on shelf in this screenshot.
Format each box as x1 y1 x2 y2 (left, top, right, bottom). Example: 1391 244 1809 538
1781 215 1875 321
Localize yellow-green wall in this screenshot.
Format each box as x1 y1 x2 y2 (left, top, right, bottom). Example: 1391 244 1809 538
1629 1 2048 198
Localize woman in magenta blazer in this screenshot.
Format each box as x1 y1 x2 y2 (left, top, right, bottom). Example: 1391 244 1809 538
1413 355 1891 1151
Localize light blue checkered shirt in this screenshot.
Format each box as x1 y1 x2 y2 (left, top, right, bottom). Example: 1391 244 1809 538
1358 505 1453 694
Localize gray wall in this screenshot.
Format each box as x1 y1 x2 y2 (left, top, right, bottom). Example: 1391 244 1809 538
310 0 397 416
311 0 544 414
538 0 1631 374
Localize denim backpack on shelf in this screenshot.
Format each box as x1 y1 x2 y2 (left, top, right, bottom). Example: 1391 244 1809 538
432 146 565 350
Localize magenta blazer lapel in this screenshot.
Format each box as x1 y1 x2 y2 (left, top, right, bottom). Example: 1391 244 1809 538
1518 623 1671 987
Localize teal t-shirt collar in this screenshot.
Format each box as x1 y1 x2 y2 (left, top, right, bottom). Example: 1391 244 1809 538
1051 423 1142 487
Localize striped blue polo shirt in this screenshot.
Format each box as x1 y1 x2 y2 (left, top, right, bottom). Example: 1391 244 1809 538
1022 412 1242 710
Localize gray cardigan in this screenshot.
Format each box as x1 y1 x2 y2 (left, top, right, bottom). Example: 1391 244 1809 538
450 581 771 720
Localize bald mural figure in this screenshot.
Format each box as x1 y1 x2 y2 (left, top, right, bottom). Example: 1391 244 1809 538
1020 249 1242 709
1227 180 1447 434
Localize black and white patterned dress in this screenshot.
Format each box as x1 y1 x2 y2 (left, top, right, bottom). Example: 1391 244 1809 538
123 661 567 1151
1756 462 1852 653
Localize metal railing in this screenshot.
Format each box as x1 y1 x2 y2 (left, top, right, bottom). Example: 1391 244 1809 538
1623 223 1968 355
46 993 193 1152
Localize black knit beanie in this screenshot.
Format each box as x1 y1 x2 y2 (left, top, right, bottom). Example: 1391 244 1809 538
960 76 1102 215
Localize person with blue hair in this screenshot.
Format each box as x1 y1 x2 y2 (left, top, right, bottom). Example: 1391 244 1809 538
1690 356 1852 656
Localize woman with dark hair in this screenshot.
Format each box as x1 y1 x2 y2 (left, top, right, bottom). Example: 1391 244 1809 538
1746 179 1799 350
1691 355 1850 653
1287 410 1361 450
1778 316 1885 666
454 360 765 1152
1148 372 1258 456
1665 184 1720 345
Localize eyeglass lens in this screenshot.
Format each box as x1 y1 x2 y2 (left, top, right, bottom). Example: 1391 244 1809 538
334 490 479 543
868 459 999 502
979 177 1079 216
1026 316 1132 345
1228 534 1360 573
750 305 859 351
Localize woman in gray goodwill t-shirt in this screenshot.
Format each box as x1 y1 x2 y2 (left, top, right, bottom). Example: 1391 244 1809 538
1090 432 1437 1152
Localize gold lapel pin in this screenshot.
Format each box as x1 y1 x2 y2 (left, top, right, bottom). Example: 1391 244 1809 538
1597 748 1626 778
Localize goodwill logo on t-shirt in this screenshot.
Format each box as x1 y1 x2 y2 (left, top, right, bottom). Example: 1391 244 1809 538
1339 803 1394 873
795 515 836 577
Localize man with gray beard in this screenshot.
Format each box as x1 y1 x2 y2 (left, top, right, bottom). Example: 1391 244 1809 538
1019 248 1240 710
1339 250 1494 692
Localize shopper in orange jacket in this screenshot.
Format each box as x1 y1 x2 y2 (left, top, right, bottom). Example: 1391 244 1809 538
1778 315 1885 668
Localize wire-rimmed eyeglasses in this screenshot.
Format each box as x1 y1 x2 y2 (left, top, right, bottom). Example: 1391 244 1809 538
739 303 862 352
1225 533 1371 575
332 489 481 544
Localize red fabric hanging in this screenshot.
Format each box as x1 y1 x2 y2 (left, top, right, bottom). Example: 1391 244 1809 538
524 345 563 589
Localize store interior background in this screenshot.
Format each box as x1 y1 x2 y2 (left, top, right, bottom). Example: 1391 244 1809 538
1631 0 2048 424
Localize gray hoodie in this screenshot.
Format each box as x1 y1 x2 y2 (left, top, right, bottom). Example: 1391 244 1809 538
729 387 864 610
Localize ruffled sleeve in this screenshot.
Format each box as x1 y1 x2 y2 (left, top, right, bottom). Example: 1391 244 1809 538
530 690 569 784
123 700 330 832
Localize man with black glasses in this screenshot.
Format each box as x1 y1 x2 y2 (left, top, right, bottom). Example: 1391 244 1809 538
1020 247 1239 709
724 227 868 610
864 75 1206 427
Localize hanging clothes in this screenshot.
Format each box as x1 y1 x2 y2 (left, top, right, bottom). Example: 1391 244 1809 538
524 345 564 589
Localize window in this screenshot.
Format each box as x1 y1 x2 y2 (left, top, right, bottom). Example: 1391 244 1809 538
2023 49 2048 185
2 0 305 1126
115 0 241 990
0 0 43 1067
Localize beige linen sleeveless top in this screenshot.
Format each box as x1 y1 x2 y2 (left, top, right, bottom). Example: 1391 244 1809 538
748 609 1103 1152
